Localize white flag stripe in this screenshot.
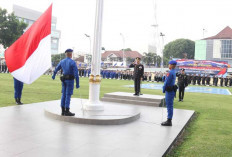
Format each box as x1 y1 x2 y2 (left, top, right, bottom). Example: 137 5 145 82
12 35 51 84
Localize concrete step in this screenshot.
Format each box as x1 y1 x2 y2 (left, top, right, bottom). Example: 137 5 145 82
103 92 165 103
101 97 164 107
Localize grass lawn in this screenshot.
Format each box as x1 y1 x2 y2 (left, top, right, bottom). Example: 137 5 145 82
0 73 232 157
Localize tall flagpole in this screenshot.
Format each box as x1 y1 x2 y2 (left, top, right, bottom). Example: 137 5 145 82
84 0 104 110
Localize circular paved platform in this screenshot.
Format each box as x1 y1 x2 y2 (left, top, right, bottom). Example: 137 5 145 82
44 99 140 125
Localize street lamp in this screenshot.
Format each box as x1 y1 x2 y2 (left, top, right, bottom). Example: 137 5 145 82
84 34 92 66
120 33 126 67
160 32 165 69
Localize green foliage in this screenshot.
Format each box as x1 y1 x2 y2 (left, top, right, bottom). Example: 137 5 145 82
142 52 162 66
51 53 66 67
163 39 195 65
120 48 132 51
0 7 28 48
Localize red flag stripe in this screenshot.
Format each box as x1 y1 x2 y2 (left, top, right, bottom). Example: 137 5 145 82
5 4 52 72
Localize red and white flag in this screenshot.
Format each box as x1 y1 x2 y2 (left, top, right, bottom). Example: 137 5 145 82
5 4 52 84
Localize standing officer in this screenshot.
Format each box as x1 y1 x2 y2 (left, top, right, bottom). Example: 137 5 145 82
129 57 144 96
206 75 211 86
162 60 178 126
52 49 80 116
177 69 188 102
14 77 24 105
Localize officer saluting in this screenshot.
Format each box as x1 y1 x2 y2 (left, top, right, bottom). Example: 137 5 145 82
52 49 80 116
177 69 188 102
162 60 178 126
129 57 144 96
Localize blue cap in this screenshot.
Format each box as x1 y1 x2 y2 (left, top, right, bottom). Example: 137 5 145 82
65 49 73 53
169 60 177 65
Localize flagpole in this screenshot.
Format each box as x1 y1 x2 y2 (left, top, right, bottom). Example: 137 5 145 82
84 0 104 110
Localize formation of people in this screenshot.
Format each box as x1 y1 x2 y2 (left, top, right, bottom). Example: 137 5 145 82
77 68 166 83
185 74 232 87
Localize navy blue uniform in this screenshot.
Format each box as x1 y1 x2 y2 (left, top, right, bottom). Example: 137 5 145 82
163 69 176 119
14 78 23 99
52 57 79 109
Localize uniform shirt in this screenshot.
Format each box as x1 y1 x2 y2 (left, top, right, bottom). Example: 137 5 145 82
53 57 79 85
177 73 188 87
129 63 144 78
163 69 176 93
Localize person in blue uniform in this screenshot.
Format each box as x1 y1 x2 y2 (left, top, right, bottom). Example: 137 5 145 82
52 49 80 116
162 60 178 126
14 78 24 105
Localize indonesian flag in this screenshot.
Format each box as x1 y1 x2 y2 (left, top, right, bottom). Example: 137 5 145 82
5 4 52 84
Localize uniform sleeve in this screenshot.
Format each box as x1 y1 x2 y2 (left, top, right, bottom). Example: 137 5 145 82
129 64 135 68
73 62 79 86
52 62 62 78
142 65 144 77
163 72 173 93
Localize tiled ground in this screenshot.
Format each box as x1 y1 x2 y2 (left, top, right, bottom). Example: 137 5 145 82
0 98 194 157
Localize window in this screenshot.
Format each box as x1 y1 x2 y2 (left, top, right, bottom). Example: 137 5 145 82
221 40 232 59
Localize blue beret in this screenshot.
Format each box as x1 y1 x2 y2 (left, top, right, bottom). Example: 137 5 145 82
169 60 177 65
65 49 73 53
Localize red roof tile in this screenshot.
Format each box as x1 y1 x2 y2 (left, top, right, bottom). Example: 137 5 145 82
204 26 232 39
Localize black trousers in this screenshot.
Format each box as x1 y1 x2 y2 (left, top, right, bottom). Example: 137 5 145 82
179 86 185 100
134 78 141 94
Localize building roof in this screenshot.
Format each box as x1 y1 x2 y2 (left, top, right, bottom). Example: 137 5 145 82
74 56 84 62
102 51 142 59
204 26 232 40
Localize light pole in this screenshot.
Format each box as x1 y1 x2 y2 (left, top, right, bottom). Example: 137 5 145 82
160 32 165 70
120 33 126 67
85 34 92 66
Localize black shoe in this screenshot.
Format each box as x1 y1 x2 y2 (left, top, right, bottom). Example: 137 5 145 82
161 119 172 126
15 98 23 105
181 99 183 102
178 99 181 102
64 108 75 116
140 93 143 95
61 107 65 116
133 93 138 96
18 99 23 105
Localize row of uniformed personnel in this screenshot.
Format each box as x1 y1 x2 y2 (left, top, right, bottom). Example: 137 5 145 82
185 74 232 87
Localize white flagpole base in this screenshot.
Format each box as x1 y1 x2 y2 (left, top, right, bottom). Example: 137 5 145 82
84 82 104 111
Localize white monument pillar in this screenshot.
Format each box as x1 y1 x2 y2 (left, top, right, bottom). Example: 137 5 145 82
84 0 104 111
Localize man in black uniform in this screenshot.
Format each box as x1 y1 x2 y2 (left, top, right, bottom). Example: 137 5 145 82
220 76 224 87
229 77 232 87
215 75 219 86
225 76 229 87
177 69 188 102
202 74 206 86
197 74 201 85
206 75 211 86
193 74 197 85
129 57 144 96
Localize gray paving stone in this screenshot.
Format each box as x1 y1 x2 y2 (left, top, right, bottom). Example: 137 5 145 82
0 98 194 157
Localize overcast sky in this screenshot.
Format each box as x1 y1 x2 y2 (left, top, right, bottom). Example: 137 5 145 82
1 0 232 55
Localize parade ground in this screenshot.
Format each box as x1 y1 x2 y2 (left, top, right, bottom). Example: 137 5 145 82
0 74 232 157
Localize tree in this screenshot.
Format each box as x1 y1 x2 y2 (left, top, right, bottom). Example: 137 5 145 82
51 53 66 67
142 52 162 67
0 7 28 48
120 48 132 51
163 38 195 65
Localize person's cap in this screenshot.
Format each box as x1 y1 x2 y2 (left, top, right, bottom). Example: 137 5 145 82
136 57 141 60
169 60 177 65
181 68 185 71
65 49 73 53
